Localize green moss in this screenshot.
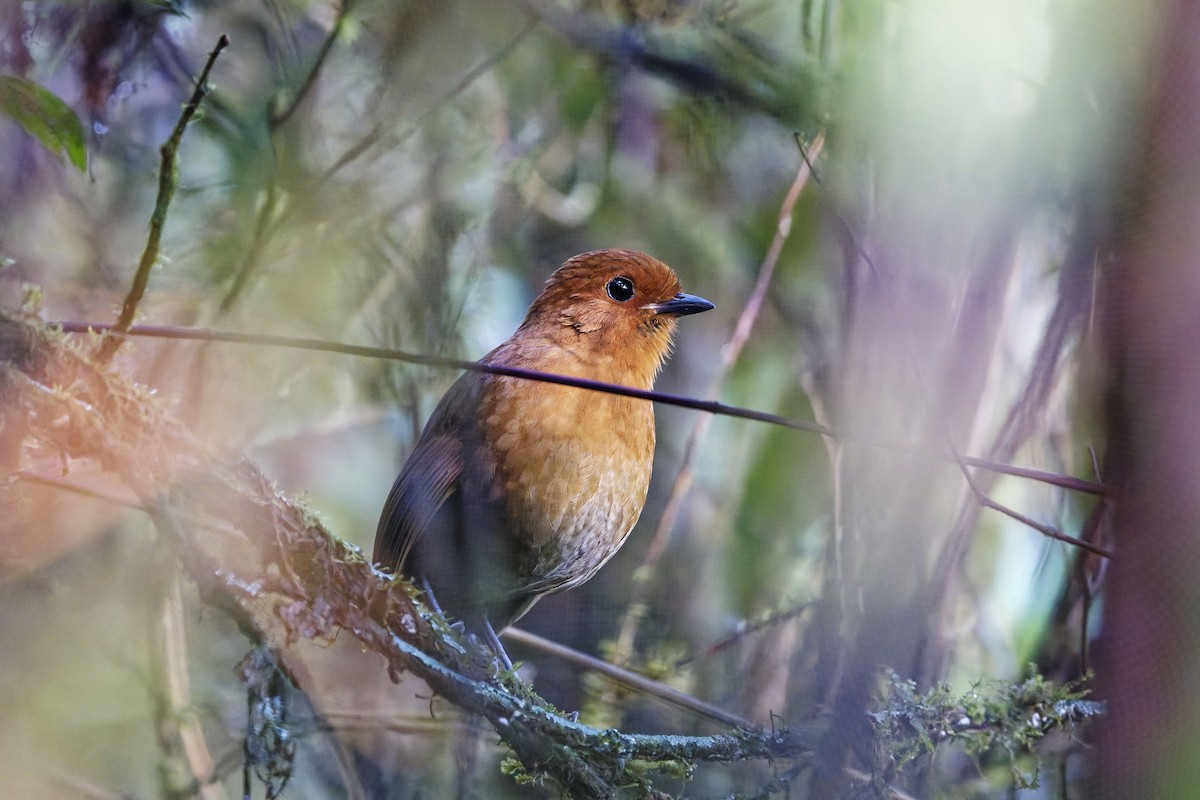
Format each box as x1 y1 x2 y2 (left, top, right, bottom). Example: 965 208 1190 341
869 668 1102 790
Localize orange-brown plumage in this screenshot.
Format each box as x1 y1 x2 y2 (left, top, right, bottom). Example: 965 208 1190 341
373 249 713 638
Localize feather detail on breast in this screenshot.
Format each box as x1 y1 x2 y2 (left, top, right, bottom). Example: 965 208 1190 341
480 370 655 574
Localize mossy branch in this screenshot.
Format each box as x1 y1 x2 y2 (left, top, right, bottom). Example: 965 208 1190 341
0 309 819 799
870 670 1103 790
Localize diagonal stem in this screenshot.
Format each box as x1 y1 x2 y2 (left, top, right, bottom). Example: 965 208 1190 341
98 34 229 364
612 132 825 667
949 441 1113 559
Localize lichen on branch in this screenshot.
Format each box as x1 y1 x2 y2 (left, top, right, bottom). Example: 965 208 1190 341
0 309 816 799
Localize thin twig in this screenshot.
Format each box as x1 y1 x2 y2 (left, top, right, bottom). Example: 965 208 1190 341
269 0 355 130
98 34 229 364
49 772 127 800
56 320 1109 498
14 470 143 508
159 574 225 800
684 601 813 665
503 627 752 729
217 182 279 314
951 447 1113 559
794 131 824 186
792 131 887 280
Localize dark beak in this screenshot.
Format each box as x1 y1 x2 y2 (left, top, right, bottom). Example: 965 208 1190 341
645 292 715 316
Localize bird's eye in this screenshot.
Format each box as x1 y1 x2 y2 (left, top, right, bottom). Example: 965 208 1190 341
606 276 635 302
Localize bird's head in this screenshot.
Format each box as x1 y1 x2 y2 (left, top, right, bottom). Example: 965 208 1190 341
518 249 714 385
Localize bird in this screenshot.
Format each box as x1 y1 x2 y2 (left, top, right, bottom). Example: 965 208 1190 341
373 249 713 654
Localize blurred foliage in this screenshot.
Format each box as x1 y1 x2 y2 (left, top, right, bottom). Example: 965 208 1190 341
0 75 86 170
0 0 1161 797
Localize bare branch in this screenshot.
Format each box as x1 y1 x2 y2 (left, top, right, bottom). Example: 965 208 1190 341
951 447 1114 559
268 1 356 131
56 320 1108 498
99 35 229 364
503 627 752 729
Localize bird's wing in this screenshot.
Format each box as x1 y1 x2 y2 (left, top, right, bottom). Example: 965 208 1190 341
373 373 483 570
373 433 463 570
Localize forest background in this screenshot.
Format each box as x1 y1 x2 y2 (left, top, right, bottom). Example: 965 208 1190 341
1 1 1195 798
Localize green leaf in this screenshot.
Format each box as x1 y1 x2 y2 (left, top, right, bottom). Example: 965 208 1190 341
0 75 87 171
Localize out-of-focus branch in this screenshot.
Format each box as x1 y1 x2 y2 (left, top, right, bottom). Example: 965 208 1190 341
152 575 225 800
268 0 356 131
1 310 819 798
325 15 538 179
222 0 356 315
514 0 814 124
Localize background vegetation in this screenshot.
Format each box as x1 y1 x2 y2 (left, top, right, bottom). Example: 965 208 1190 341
0 0 1190 797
